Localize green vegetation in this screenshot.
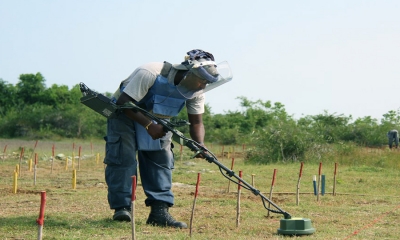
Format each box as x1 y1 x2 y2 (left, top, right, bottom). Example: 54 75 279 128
1 139 399 239
0 73 106 139
2 73 400 165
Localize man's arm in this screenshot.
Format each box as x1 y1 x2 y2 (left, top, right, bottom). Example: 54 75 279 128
116 92 166 140
188 113 205 145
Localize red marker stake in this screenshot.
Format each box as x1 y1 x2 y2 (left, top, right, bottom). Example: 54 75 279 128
267 169 277 217
180 145 183 161
317 162 322 201
296 162 304 205
333 162 338 196
131 176 137 240
36 191 46 240
190 173 201 237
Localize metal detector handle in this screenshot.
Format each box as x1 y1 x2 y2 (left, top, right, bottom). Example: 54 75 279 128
120 102 170 132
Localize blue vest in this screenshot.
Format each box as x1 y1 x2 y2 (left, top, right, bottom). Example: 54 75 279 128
136 75 186 118
134 74 186 151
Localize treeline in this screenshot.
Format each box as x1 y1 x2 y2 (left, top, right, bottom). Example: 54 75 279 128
1 73 399 163
0 73 106 139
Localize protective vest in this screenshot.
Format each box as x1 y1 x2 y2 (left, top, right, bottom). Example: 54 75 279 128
135 62 186 151
136 62 186 118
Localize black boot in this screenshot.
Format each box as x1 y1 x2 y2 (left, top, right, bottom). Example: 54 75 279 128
146 201 187 228
113 208 131 221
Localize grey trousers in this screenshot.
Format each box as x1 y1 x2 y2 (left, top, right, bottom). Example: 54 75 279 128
104 113 175 210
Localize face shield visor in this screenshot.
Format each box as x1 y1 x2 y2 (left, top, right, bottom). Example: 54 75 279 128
176 60 233 99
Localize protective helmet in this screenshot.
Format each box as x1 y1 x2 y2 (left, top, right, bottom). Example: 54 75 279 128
173 49 233 99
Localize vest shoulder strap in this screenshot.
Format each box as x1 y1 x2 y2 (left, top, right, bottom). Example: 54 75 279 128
160 61 172 77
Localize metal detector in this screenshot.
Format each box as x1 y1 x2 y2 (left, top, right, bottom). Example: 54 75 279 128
79 83 315 236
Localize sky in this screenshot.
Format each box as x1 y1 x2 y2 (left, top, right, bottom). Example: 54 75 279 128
1 1 399 121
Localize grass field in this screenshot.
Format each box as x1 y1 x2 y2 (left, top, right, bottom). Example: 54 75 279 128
1 139 400 239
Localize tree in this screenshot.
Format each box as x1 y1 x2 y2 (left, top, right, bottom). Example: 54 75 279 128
309 111 352 143
16 73 46 105
350 116 382 146
41 84 75 108
381 109 400 127
0 79 17 116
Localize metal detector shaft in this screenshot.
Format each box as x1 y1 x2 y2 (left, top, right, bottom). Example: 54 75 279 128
121 102 292 219
186 141 291 219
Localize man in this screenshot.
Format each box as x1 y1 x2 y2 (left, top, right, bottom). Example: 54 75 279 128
387 129 399 149
103 49 232 228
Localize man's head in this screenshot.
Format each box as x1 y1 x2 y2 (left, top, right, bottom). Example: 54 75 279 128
173 49 219 83
173 49 233 99
178 71 209 93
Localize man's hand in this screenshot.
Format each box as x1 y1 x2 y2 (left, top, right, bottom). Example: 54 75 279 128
194 152 205 158
147 123 166 140
193 143 207 158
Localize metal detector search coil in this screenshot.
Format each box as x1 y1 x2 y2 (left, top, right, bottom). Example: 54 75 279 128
278 217 315 235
